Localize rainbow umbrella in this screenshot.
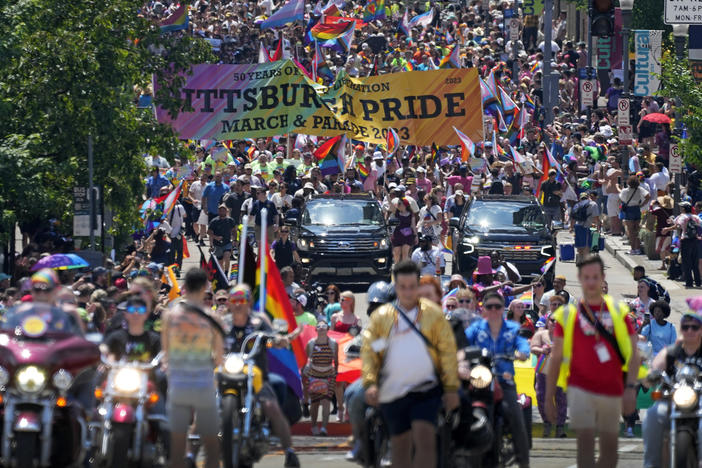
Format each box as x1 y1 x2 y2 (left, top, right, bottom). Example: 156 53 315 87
31 254 89 272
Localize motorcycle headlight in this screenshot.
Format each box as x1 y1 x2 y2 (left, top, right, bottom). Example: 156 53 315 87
673 385 698 410
469 365 493 389
0 366 9 387
224 355 245 375
113 368 142 394
379 238 389 248
16 366 47 394
51 369 72 391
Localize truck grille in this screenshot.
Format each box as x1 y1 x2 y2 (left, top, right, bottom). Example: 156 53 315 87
313 238 380 253
475 248 543 261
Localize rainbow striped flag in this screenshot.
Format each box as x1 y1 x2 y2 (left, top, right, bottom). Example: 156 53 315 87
535 354 548 374
404 61 414 71
159 4 189 32
540 256 556 274
311 21 354 41
314 134 347 176
386 128 400 155
430 143 439 164
260 0 304 29
439 44 461 69
363 0 386 22
256 247 305 397
357 162 370 181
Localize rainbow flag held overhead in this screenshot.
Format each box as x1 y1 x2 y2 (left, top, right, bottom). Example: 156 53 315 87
260 0 305 29
311 20 354 41
453 127 475 161
404 61 414 71
363 0 386 22
540 256 556 274
159 3 189 32
357 162 370 181
314 134 347 176
386 128 400 155
515 289 533 306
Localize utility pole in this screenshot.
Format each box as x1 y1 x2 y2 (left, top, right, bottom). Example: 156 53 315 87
88 135 95 251
542 0 554 125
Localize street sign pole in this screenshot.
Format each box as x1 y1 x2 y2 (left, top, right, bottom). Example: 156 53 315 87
88 135 95 250
671 143 682 215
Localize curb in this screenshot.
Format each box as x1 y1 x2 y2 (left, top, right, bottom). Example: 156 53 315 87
604 238 639 273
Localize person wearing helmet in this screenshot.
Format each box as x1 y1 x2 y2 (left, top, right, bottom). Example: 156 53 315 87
344 280 395 463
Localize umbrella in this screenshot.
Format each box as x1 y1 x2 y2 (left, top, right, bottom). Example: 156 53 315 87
642 113 671 124
30 253 89 272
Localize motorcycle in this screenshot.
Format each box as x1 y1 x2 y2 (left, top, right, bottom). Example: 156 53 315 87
0 304 100 467
218 319 288 468
92 353 167 468
647 364 702 468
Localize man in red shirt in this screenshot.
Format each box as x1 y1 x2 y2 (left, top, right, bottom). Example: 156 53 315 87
545 255 639 468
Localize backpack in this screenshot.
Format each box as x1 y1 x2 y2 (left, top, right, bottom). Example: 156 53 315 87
572 201 589 223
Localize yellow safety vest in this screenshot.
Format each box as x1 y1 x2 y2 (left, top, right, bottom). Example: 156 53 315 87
552 294 644 390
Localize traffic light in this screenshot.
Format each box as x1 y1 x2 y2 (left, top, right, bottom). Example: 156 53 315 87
591 0 614 37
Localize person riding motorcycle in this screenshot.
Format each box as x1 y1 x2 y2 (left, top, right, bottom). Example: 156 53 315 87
344 280 395 462
225 284 300 468
642 298 702 468
464 292 531 468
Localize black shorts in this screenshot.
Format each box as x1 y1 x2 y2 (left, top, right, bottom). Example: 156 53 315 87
380 385 442 436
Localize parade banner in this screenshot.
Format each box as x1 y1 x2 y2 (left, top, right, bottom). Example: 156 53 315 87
155 60 484 146
633 30 663 97
153 60 342 141
320 68 483 146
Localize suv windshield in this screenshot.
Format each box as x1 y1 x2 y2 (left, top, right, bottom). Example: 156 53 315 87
302 200 384 226
464 201 546 231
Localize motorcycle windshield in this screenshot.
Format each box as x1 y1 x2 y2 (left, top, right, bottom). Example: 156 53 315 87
1 303 83 338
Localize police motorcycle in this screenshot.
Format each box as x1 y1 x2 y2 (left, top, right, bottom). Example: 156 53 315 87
91 352 167 468
219 319 289 468
0 303 100 467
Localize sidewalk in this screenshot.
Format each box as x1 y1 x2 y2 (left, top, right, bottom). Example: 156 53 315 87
604 234 697 318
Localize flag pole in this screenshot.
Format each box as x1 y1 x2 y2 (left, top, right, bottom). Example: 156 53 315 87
238 215 249 285
259 208 268 314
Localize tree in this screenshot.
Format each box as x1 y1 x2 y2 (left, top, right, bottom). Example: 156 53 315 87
0 0 214 249
657 53 702 168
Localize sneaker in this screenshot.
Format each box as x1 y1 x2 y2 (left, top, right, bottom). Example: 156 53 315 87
302 404 310 418
556 425 566 438
542 423 551 438
625 427 635 438
284 450 301 468
311 425 320 436
320 427 328 437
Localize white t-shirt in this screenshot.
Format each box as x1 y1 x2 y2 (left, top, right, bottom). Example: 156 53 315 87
648 171 670 194
271 192 293 211
188 181 204 209
417 205 443 238
378 306 437 403
411 247 445 276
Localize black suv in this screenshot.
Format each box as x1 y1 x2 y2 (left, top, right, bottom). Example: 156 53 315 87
287 193 392 285
449 195 556 282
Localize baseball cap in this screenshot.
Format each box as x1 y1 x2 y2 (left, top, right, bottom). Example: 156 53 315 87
31 269 59 291
291 293 308 307
215 290 229 301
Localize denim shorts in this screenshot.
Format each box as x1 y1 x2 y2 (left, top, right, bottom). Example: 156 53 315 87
380 385 442 436
574 225 591 249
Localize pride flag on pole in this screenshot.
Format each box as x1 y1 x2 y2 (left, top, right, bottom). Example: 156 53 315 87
159 4 189 32
453 126 475 161
260 0 305 29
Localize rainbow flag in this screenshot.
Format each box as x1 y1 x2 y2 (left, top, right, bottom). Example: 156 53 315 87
479 78 498 106
363 0 386 22
311 20 354 41
404 61 414 71
535 354 548 374
357 162 370 181
540 256 556 274
536 149 552 204
516 289 533 305
430 143 439 164
524 94 536 111
453 126 475 161
386 128 400 155
256 247 305 397
439 44 461 69
260 0 304 29
314 134 347 176
159 4 189 32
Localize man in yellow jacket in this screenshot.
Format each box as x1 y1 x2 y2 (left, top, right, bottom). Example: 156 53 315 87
361 260 459 468
545 255 640 468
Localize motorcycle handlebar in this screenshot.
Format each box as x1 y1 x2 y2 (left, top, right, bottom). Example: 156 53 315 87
101 351 163 370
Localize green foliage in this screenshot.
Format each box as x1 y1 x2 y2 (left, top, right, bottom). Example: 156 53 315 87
656 54 702 169
631 0 669 32
0 0 214 249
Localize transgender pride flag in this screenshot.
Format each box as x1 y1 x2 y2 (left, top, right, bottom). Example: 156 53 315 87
260 0 304 29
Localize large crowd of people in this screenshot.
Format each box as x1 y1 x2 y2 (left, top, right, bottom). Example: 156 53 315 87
2 0 699 467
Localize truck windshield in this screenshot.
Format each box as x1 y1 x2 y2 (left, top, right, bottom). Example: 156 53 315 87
302 200 384 226
465 201 546 231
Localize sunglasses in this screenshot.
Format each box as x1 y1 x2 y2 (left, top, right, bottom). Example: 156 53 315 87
216 298 228 304
281 230 289 233
682 324 701 332
445 304 457 310
229 297 248 305
126 305 147 315
484 303 503 310
326 292 336 296
458 299 473 304
549 318 557 323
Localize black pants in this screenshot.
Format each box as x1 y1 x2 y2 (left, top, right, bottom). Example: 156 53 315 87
183 203 196 238
681 238 701 287
170 234 183 268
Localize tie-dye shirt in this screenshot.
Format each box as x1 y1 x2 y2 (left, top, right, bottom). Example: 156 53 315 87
165 302 217 389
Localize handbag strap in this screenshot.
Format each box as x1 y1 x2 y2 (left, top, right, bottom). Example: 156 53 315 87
579 302 625 365
392 300 437 352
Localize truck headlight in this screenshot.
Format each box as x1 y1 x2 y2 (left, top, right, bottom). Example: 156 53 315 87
469 365 493 389
113 368 142 394
224 355 245 375
16 366 47 394
379 238 389 248
52 369 72 391
673 385 698 410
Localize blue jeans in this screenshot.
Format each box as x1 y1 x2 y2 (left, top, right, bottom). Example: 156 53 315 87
345 379 366 442
643 400 702 468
